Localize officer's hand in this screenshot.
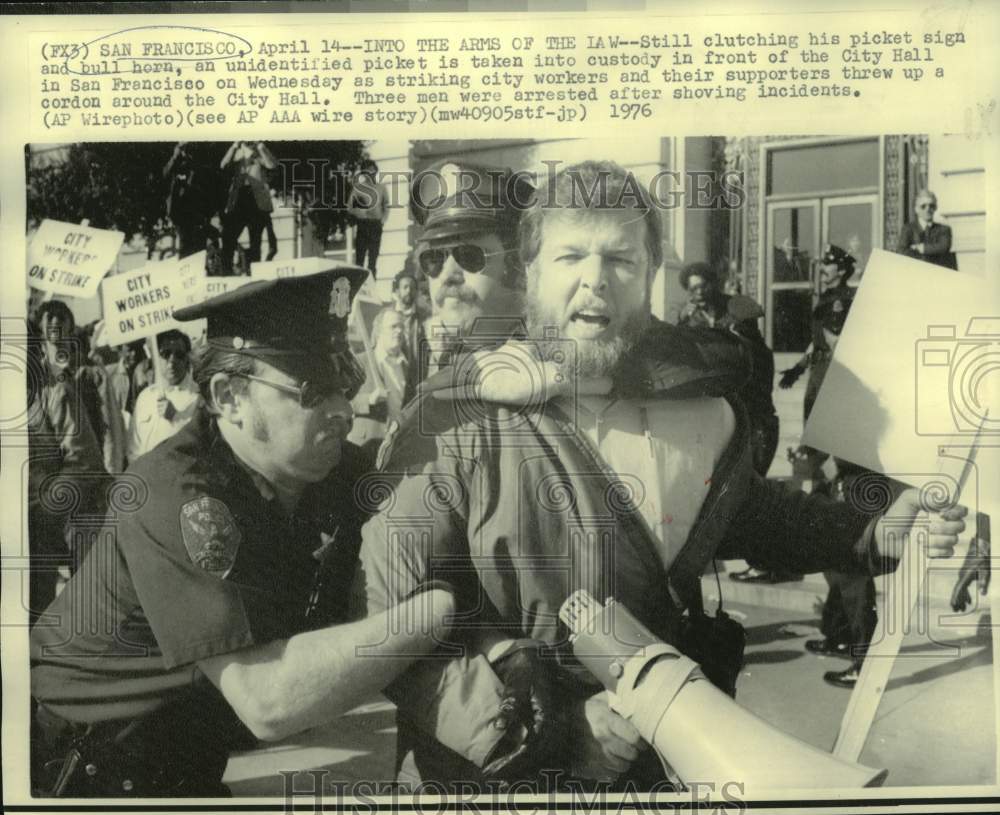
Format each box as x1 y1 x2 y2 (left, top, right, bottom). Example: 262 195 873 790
874 488 967 561
778 366 803 389
422 341 612 405
568 691 643 782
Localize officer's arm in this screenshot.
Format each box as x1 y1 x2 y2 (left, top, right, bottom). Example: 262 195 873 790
895 223 913 254
197 588 454 742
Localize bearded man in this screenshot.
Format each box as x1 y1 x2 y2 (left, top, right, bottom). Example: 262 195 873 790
353 161 965 791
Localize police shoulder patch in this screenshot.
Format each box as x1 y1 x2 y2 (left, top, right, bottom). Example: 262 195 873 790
179 496 242 578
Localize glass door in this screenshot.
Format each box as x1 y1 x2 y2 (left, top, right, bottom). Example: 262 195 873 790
821 194 879 283
766 200 819 352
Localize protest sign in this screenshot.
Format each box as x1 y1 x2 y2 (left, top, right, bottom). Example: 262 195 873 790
27 219 124 299
802 250 997 477
100 259 186 346
176 251 208 309
250 256 342 281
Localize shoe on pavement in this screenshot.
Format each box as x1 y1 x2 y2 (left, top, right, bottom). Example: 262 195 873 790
805 638 852 658
823 665 862 688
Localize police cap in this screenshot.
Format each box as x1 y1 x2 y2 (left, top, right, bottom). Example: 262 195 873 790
174 264 369 388
820 243 856 279
411 160 534 242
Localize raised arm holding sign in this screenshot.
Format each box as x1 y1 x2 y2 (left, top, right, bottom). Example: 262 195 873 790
801 250 998 774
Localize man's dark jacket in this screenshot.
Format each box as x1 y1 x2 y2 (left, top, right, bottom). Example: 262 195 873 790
353 319 887 786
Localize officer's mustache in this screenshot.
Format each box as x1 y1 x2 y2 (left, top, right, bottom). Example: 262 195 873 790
435 283 481 307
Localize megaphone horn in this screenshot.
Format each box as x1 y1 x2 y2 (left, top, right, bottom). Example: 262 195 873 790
559 590 888 791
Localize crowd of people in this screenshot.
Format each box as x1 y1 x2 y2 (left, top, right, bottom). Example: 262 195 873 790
163 143 388 278
25 157 978 798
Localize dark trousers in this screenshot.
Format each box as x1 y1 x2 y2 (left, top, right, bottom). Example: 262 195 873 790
222 187 268 273
820 571 877 668
355 220 383 276
750 414 780 477
174 220 207 259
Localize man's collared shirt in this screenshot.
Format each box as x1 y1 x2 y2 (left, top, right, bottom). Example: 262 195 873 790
373 347 408 422
127 374 201 462
570 393 736 572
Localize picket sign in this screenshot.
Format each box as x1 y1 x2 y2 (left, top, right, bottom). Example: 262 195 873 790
802 251 998 777
27 220 124 299
249 256 337 281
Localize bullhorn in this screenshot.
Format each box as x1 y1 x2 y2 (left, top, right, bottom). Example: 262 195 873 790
559 590 887 791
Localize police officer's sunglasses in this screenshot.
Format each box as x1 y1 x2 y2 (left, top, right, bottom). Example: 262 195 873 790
234 373 346 411
417 244 506 278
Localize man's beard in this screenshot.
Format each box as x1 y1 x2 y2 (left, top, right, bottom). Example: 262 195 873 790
526 298 648 379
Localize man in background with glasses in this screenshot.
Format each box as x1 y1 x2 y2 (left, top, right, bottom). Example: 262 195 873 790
895 189 957 270
411 160 534 371
126 329 200 463
30 267 457 797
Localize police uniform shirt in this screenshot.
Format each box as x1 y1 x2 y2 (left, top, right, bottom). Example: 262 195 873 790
812 284 855 351
31 404 367 728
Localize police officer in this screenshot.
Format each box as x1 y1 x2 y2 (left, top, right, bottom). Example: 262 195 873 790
778 244 883 688
30 267 456 797
411 160 533 371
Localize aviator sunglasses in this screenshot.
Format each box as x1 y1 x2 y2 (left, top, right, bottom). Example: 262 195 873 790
234 373 347 411
417 244 507 278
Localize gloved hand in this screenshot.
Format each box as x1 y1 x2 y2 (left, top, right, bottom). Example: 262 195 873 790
951 534 991 612
481 642 565 779
778 364 806 389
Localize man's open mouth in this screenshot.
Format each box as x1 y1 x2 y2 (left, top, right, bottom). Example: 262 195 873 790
571 311 611 328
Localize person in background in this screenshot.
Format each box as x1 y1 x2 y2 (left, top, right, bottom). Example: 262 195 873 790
163 142 214 259
413 160 532 373
392 266 428 404
127 330 200 462
108 340 151 425
349 159 390 277
895 189 957 270
678 262 780 477
35 302 117 474
348 307 410 458
25 317 106 619
779 244 879 689
75 322 126 474
220 140 278 273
